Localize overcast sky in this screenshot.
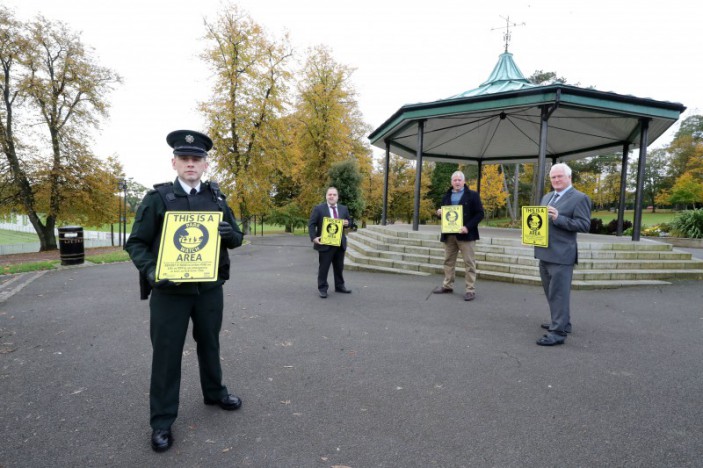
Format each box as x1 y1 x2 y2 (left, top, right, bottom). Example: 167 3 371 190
6 0 702 187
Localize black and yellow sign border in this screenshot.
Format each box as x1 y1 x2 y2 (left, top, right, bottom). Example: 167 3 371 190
441 205 463 234
521 206 549 247
320 217 344 247
155 211 222 282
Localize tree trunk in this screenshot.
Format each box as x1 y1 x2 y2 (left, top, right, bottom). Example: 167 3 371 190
35 217 58 251
1 118 59 251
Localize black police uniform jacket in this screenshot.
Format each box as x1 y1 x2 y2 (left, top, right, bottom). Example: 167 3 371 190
126 179 243 296
439 184 485 243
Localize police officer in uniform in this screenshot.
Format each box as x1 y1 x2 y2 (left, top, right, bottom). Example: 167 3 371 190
126 130 244 452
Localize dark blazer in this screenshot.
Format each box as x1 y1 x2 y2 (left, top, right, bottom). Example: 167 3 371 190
439 184 485 242
308 203 350 251
534 188 591 265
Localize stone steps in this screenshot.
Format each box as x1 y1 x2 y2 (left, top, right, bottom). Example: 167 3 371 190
345 225 703 289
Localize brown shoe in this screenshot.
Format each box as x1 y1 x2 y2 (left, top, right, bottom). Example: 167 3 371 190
433 286 453 294
464 292 476 301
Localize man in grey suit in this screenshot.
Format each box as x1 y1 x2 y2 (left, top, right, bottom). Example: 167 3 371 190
534 163 592 346
309 186 352 298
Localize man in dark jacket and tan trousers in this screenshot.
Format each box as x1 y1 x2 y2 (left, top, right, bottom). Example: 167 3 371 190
433 171 485 301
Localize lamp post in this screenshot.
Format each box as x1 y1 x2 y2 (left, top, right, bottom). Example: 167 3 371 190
118 179 128 246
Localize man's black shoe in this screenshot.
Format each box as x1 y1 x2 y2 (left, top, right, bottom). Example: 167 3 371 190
151 428 173 452
536 333 566 346
319 290 328 298
204 394 242 411
335 287 352 293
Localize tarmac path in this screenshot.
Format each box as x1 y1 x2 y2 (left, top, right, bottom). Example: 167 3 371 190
1 235 702 467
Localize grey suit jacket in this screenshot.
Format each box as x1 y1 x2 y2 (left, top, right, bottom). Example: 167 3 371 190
534 188 591 265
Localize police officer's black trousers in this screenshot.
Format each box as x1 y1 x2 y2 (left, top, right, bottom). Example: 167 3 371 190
149 286 228 430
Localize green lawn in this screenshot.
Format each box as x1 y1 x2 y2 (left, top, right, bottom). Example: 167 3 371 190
590 210 677 226
0 229 38 245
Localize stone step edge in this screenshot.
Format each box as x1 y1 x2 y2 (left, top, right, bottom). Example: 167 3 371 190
344 260 431 276
348 233 684 256
347 241 701 269
345 261 672 289
355 226 676 251
347 247 703 276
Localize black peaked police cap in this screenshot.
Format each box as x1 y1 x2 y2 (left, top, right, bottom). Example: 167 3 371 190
166 130 213 158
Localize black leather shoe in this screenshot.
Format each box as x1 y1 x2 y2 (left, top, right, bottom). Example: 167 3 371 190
536 333 566 346
335 286 352 293
204 394 242 411
151 428 173 452
540 323 572 333
319 290 328 298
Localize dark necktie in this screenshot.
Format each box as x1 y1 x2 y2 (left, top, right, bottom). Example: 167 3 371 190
190 188 197 195
549 193 560 206
331 206 338 218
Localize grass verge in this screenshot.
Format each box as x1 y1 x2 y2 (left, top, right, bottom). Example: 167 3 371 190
86 250 131 264
1 250 130 276
2 261 59 275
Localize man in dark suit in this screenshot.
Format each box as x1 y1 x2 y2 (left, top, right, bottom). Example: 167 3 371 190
534 162 592 346
308 186 351 298
433 171 484 301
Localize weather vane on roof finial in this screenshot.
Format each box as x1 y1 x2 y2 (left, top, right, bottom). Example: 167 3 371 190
491 15 526 53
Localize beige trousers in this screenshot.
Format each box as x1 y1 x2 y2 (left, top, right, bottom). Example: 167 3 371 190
442 237 477 293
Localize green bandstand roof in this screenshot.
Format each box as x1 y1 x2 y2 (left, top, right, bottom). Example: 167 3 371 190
369 52 686 165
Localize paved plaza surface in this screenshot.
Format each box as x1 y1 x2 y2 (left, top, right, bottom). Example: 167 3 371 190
1 235 702 467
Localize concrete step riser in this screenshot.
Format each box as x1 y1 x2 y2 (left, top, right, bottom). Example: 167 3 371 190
347 227 702 288
348 249 703 281
361 225 675 251
349 232 692 261
347 241 703 272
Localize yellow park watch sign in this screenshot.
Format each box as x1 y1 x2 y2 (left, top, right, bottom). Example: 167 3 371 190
441 205 463 234
521 206 549 247
320 217 344 247
155 211 222 282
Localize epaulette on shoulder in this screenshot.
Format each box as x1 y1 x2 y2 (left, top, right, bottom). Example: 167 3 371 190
147 182 172 195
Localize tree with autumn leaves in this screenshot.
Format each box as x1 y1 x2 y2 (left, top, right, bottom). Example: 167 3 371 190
0 8 123 250
200 5 372 231
471 165 508 219
199 5 293 233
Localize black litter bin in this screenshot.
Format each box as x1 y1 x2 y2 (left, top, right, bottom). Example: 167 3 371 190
58 226 85 265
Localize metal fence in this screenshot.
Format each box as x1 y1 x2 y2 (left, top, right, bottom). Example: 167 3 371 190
0 239 115 256
0 221 120 255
